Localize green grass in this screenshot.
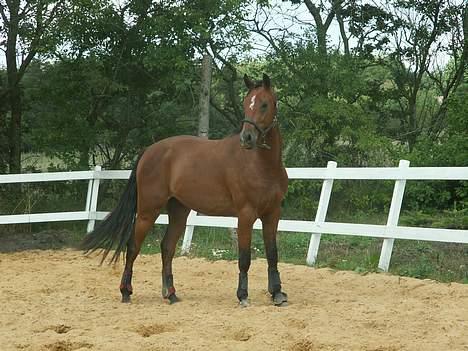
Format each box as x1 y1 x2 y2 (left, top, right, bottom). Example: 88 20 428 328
137 224 467 284
2 204 466 284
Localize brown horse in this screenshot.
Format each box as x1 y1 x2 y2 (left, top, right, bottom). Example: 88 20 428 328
81 73 288 307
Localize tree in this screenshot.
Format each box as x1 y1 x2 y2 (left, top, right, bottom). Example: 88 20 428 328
243 1 391 167
0 70 8 172
378 0 466 151
0 0 66 173
22 0 251 170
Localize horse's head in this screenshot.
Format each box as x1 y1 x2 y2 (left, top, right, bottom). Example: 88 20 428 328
240 73 278 150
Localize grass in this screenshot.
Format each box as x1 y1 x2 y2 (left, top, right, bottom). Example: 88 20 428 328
136 224 467 284
1 182 466 284
1 221 466 283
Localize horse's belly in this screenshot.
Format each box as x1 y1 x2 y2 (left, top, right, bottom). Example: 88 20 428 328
171 175 236 216
176 193 236 217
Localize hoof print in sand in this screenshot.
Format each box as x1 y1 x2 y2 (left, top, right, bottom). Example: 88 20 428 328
43 341 93 351
136 324 175 337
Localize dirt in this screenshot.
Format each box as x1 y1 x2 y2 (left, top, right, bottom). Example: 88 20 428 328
1 247 468 351
0 229 79 253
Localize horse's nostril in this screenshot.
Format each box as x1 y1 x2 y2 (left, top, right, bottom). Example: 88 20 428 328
241 132 251 143
240 132 254 149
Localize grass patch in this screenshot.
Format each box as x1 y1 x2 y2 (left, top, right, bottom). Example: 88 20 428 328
136 224 467 284
1 209 466 284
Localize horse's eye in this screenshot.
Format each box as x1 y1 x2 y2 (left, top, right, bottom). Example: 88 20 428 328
260 102 268 111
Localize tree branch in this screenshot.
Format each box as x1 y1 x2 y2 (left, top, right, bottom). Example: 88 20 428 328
210 97 239 129
0 1 9 25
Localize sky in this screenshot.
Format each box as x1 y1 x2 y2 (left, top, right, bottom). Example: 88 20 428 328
0 1 353 69
0 0 458 69
249 0 352 51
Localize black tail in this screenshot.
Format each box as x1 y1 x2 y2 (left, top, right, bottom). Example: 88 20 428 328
81 154 143 264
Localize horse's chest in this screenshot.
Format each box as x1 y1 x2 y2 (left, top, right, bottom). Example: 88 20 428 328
237 172 286 210
256 179 285 203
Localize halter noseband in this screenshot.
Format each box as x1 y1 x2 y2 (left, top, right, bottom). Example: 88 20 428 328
241 116 278 149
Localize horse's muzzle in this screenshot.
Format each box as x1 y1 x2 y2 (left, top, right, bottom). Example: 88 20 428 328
240 129 257 149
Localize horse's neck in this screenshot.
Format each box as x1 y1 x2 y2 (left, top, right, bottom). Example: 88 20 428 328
262 127 283 167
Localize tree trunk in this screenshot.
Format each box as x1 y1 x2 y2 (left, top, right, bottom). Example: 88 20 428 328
0 81 8 172
0 108 7 173
334 1 350 55
406 93 419 152
7 87 22 173
303 0 335 97
5 0 22 174
198 55 212 139
304 0 335 57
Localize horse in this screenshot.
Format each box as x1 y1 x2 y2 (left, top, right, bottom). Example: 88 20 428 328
81 73 289 307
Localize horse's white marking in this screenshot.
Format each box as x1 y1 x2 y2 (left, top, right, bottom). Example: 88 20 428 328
249 95 256 110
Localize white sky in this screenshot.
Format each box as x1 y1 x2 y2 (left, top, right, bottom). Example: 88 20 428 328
0 0 458 69
0 1 357 69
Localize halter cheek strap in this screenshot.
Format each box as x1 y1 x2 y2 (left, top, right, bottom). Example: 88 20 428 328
241 116 278 149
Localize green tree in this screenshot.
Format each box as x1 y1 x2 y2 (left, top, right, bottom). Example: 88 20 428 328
378 0 466 151
0 0 67 173
402 81 468 211
23 0 251 170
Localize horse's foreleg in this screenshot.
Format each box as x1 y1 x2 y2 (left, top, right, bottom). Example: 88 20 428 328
261 209 288 306
161 198 190 304
120 211 158 303
236 211 255 307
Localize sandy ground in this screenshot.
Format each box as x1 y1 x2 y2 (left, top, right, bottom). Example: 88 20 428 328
1 249 467 351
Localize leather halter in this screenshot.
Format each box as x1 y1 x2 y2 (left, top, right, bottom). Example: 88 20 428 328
241 116 278 149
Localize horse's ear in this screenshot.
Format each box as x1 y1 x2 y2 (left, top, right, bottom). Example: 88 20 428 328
244 74 255 90
262 73 271 88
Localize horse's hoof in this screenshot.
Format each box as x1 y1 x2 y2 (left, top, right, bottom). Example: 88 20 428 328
239 299 249 308
121 295 131 303
273 292 288 307
167 294 180 305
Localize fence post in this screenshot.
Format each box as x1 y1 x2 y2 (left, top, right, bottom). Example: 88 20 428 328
306 161 337 266
86 165 102 233
180 56 212 255
85 176 93 214
181 210 197 255
378 160 410 272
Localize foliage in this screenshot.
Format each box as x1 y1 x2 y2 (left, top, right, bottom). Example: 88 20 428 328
400 209 468 230
399 82 468 211
0 0 466 230
18 0 250 170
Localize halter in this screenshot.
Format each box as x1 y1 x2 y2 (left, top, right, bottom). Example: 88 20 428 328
241 115 278 149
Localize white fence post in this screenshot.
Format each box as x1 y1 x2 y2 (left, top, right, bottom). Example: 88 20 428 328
86 165 101 233
306 161 337 266
378 160 410 272
85 177 93 214
181 210 197 255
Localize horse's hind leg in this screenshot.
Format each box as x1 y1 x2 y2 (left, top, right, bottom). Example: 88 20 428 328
120 209 160 303
161 198 190 304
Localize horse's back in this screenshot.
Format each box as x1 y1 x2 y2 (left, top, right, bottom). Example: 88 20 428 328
137 135 238 215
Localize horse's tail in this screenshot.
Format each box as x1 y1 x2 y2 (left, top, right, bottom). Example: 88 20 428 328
80 153 143 264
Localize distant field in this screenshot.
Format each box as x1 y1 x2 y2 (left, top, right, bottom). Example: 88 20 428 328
22 153 65 171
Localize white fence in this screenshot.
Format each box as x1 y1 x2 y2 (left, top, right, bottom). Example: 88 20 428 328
1 160 467 272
